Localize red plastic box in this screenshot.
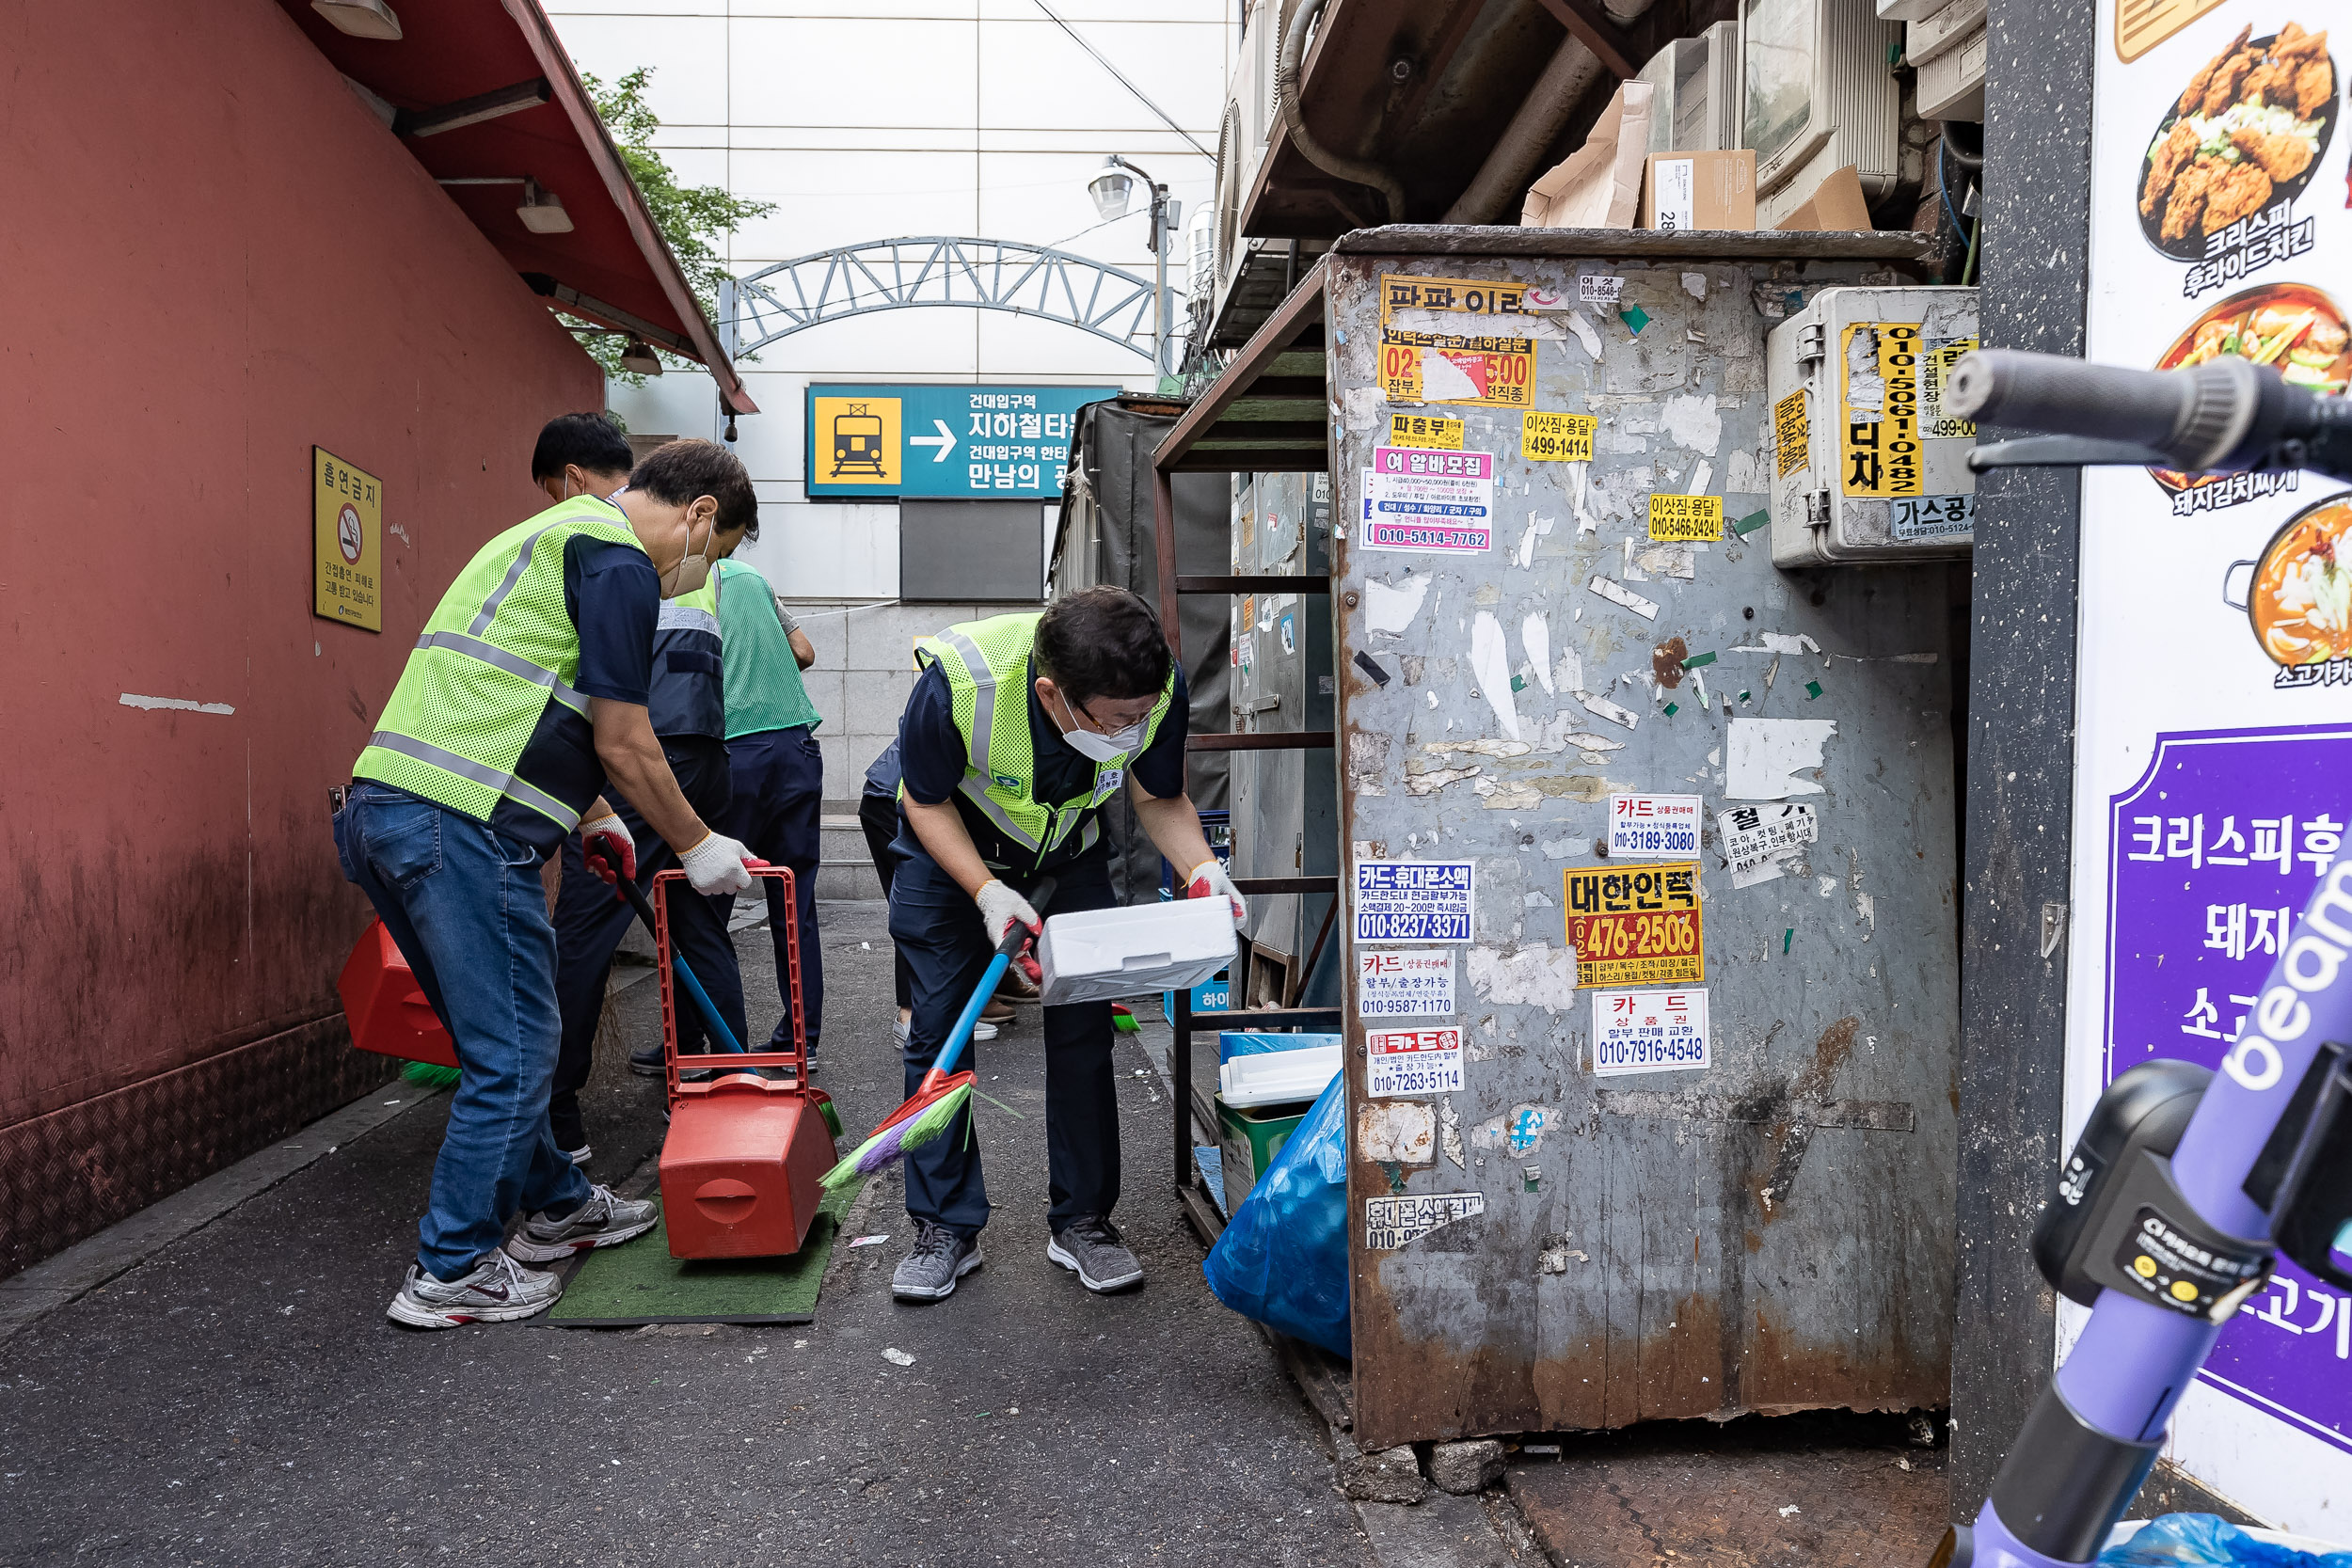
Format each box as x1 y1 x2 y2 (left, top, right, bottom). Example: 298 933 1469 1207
337 920 458 1069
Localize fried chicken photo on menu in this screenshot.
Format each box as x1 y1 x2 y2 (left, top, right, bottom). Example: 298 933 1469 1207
2142 21 2333 244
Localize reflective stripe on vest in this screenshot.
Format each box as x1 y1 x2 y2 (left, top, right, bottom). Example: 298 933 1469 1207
413 630 590 718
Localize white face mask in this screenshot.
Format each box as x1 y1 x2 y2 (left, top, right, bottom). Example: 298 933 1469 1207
660 515 713 600
1056 691 1146 763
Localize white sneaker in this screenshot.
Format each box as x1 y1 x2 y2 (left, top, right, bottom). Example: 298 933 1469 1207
386 1253 562 1329
503 1183 658 1263
894 1018 995 1047
562 1143 592 1166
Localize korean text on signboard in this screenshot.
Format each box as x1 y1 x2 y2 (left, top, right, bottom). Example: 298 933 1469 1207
1360 446 1496 555
804 384 1118 499
1358 949 1455 1019
1562 862 1703 987
1591 988 1710 1076
1355 861 1473 943
313 447 382 632
1647 493 1725 542
1607 794 1701 858
1366 1026 1466 1098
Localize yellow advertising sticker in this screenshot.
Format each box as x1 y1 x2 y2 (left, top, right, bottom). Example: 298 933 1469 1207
1563 862 1704 988
1378 340 1535 408
1922 335 1978 439
1647 493 1724 542
1388 412 1465 450
1522 410 1597 462
1773 389 1810 479
314 447 382 632
1840 322 1923 499
1379 274 1530 326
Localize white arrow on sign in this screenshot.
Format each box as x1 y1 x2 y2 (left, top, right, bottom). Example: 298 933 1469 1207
908 419 957 463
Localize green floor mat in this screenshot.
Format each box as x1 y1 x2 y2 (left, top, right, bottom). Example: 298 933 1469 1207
548 1180 862 1327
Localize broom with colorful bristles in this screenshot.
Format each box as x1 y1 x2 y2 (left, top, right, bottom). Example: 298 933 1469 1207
822 878 1053 1189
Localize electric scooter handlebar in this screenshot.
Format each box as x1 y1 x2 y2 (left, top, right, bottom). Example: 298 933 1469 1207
1947 347 2352 483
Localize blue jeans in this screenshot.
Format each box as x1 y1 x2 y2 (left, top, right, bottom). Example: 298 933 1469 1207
334 783 593 1279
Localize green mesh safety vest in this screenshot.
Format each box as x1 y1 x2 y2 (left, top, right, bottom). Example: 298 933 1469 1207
912 611 1174 865
354 496 644 832
714 560 821 737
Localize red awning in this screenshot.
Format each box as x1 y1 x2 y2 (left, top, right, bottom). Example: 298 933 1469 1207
277 0 756 414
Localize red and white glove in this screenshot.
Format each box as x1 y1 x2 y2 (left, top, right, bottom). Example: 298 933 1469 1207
976 879 1044 981
580 815 634 893
679 831 766 896
1186 858 1248 930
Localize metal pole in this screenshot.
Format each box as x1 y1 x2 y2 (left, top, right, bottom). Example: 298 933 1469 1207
1152 185 1169 382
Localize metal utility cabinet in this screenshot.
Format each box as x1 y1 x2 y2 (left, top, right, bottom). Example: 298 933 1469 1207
1157 228 1962 1451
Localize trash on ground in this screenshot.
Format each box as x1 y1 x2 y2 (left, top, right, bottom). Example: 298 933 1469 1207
848 1233 891 1248
882 1347 914 1367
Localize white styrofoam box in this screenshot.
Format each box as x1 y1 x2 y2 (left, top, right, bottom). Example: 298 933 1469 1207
1219 1045 1343 1109
1037 898 1235 1007
1875 0 1953 20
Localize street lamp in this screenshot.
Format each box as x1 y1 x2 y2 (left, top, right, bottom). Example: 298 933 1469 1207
1088 155 1183 379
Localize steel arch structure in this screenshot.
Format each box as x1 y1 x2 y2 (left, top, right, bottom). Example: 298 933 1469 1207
722 237 1166 363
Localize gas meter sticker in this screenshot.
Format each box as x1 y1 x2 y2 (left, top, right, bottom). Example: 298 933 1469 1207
1921 336 1979 438
1840 323 1924 498
1562 862 1703 987
1892 494 1976 541
1358 949 1457 1019
1718 802 1818 888
1522 410 1597 462
1579 275 1626 306
1607 794 1702 858
1591 988 1710 1076
1355 861 1474 943
1366 1026 1466 1098
1648 493 1724 542
1361 449 1496 555
1364 1193 1486 1251
1388 413 1465 450
1773 390 1811 479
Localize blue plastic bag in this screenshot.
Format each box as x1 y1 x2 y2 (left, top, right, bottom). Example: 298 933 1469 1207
1201 1070 1350 1356
2100 1514 2352 1568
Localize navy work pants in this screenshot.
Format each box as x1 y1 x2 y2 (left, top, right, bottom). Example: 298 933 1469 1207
859 784 913 1009
720 724 825 1050
548 737 746 1149
887 846 1119 1237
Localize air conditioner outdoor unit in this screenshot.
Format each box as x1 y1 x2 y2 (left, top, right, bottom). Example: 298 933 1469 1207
1636 19 1743 156
1213 0 1280 304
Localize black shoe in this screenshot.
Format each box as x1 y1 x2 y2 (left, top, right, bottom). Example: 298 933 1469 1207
1048 1214 1144 1293
628 1044 665 1077
892 1221 983 1302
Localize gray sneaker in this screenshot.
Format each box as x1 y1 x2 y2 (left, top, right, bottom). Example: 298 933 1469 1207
503 1183 658 1263
386 1252 562 1329
892 1221 983 1302
1048 1214 1144 1293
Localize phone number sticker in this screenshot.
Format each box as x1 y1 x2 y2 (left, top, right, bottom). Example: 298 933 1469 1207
1607 793 1702 858
1522 410 1597 462
1592 987 1710 1076
1358 949 1456 1019
1364 1192 1486 1250
1366 1026 1465 1098
1356 861 1473 943
1647 492 1724 542
1563 861 1703 987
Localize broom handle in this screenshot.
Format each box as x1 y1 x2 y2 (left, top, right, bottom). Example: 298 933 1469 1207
593 833 748 1054
914 876 1057 1097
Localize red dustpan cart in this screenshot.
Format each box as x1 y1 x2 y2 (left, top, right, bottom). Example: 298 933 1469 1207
647 868 839 1260
337 919 459 1069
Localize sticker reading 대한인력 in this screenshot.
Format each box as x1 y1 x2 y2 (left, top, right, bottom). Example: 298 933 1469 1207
1358 949 1456 1019
1366 1026 1466 1098
1364 1193 1486 1250
1355 861 1474 943
1607 793 1702 858
1591 988 1710 1076
1562 862 1703 987
1361 447 1496 555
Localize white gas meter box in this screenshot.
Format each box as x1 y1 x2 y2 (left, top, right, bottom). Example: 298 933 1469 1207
1766 285 1979 566
1036 899 1236 1007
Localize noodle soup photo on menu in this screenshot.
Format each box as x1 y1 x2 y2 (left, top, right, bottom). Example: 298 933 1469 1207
2224 493 2352 681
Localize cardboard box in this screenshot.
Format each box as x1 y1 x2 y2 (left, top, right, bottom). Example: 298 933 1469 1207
1773 164 1875 233
1640 149 1756 231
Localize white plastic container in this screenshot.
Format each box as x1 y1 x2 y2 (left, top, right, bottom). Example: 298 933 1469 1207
1037 898 1235 1007
1218 1046 1343 1109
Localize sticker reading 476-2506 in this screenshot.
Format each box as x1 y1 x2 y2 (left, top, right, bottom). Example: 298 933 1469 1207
1356 861 1474 943
1562 862 1703 987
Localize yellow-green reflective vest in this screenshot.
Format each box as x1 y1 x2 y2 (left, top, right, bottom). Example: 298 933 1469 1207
354 496 644 835
912 611 1174 868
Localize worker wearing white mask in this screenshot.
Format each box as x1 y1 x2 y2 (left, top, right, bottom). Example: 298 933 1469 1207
882 587 1245 1304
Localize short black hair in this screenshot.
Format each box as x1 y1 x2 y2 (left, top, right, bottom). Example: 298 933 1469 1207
1036 587 1170 706
531 411 633 482
629 438 759 542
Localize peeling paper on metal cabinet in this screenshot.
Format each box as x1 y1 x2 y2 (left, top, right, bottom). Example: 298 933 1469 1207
1468 612 1520 740
1725 718 1837 798
1356 1101 1437 1165
1522 613 1553 693
1364 572 1430 635
1466 944 1578 1008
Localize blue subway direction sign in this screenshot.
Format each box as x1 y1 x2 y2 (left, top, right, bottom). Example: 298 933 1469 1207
804 383 1120 500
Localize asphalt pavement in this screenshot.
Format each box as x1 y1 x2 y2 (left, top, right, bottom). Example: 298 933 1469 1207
0 899 1374 1567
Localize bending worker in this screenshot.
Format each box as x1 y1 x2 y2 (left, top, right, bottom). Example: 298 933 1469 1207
886 587 1246 1303
336 438 761 1329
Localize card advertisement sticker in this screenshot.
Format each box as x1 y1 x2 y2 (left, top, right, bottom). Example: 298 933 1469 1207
1522 410 1597 462
1358 949 1457 1019
1387 413 1465 450
1355 861 1474 943
1647 493 1725 542
1607 793 1702 858
1774 389 1811 478
1591 988 1710 1076
1364 1193 1486 1250
1366 1026 1466 1098
1718 802 1819 887
1562 862 1703 987
1360 447 1496 555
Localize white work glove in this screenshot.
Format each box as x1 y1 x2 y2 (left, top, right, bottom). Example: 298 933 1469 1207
578 813 633 893
976 879 1043 957
678 831 765 896
1185 859 1248 930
